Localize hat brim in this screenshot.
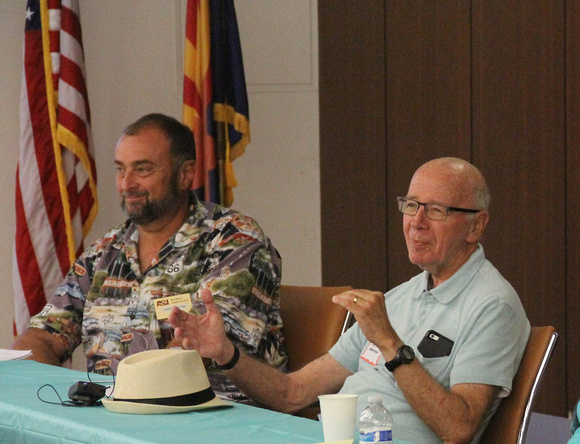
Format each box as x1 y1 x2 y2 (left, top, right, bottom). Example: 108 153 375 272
102 394 231 414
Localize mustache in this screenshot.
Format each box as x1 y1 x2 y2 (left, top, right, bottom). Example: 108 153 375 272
121 190 149 199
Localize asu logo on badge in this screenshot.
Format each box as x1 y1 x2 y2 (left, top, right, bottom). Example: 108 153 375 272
154 294 193 320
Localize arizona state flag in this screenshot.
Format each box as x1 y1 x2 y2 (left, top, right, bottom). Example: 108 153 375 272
183 0 250 207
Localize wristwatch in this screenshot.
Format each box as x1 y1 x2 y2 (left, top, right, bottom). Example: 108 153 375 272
212 345 240 370
385 345 415 372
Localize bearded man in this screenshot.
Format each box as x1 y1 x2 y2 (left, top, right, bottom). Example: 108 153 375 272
12 113 284 402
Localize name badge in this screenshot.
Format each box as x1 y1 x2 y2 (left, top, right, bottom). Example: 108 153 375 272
154 293 192 320
361 342 383 366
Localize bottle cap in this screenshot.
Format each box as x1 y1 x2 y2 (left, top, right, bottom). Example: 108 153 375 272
368 395 383 404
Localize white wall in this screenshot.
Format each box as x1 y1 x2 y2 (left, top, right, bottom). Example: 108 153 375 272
0 0 321 349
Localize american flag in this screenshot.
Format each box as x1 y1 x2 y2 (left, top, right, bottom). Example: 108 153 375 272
13 0 97 335
183 0 250 207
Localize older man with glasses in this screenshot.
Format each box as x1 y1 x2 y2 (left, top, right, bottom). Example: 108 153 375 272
170 157 530 444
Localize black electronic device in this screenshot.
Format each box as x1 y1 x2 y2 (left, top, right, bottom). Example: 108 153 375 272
68 381 107 404
417 330 454 358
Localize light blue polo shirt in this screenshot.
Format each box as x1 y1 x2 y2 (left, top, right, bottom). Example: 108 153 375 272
329 245 530 444
568 400 580 443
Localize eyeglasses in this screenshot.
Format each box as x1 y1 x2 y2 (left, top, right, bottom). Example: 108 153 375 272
397 196 480 221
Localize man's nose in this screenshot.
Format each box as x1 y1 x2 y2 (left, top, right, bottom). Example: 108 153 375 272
410 204 430 225
119 170 137 191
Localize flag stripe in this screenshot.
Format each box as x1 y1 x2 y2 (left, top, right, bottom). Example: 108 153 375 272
58 102 88 147
59 56 88 105
61 2 82 46
183 0 218 203
183 75 202 112
14 169 52 317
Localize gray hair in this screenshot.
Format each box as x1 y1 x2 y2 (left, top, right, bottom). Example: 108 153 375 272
123 113 196 169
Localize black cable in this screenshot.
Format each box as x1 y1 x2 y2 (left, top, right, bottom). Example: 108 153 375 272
37 383 101 407
36 364 116 407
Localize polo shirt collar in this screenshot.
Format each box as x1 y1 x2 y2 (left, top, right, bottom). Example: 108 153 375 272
417 244 486 304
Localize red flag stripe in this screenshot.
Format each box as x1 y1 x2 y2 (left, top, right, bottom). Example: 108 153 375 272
58 104 89 148
59 56 88 105
183 75 203 110
60 2 83 46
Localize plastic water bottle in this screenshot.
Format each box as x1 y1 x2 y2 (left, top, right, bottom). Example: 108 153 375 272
359 395 393 443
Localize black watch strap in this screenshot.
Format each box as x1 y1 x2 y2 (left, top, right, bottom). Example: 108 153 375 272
212 345 240 370
385 344 415 372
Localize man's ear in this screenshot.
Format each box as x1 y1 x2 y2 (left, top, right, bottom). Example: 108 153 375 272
178 160 196 190
466 210 489 244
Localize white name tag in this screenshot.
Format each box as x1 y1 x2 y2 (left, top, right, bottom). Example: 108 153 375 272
361 342 383 366
154 293 192 320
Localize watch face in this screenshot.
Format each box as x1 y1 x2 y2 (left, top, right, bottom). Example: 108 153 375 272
401 346 414 360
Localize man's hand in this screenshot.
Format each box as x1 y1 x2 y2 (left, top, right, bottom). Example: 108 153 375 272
11 328 67 366
168 288 233 364
333 288 499 442
332 289 401 359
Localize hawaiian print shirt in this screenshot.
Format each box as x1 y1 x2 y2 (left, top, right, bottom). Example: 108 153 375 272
30 194 285 386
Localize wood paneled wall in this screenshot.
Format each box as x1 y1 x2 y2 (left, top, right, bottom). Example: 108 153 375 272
320 0 576 417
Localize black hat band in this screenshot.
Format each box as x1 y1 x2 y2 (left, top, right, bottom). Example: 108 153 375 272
114 386 216 407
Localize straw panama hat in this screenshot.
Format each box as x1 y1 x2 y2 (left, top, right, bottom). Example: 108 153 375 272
102 349 231 414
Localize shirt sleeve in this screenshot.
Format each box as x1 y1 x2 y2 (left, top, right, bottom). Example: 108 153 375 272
28 253 93 360
450 298 530 396
195 213 285 368
329 322 367 373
